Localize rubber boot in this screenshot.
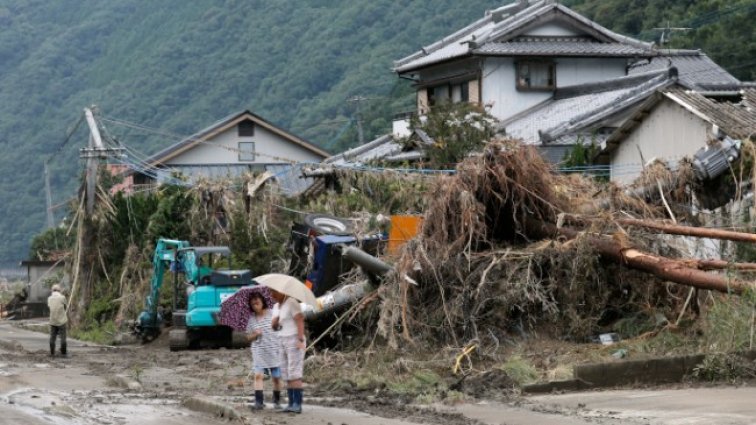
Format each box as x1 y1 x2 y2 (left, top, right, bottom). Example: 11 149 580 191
273 390 282 410
290 389 302 414
252 390 264 410
50 343 55 357
60 344 67 357
281 388 294 412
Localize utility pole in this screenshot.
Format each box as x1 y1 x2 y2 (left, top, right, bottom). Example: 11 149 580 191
653 21 691 45
44 160 54 229
79 106 124 215
347 96 367 145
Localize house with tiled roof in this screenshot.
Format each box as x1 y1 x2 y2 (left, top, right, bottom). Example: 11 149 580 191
384 0 742 167
598 88 756 184
123 110 329 195
393 0 661 119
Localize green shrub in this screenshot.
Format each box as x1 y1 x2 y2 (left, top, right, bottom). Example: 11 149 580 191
703 290 756 353
499 356 538 386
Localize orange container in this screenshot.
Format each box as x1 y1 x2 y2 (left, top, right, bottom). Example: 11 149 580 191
388 215 423 254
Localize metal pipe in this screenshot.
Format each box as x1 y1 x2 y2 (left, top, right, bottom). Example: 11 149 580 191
302 245 393 320
302 281 373 320
337 245 393 276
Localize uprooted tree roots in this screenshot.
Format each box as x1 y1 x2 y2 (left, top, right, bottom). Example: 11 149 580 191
376 139 709 348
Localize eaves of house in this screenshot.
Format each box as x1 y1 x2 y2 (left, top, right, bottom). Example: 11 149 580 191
393 0 654 74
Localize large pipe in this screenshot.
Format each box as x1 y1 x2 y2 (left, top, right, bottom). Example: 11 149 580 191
303 281 373 320
337 245 393 276
302 245 393 320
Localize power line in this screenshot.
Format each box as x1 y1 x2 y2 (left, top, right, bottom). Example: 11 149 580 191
46 114 85 165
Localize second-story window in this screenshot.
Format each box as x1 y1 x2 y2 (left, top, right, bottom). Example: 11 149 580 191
428 85 450 106
517 61 555 91
428 80 473 106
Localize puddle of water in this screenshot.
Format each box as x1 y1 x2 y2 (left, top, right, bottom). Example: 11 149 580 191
2 387 224 425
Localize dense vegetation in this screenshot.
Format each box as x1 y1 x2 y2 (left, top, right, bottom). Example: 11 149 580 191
0 0 753 266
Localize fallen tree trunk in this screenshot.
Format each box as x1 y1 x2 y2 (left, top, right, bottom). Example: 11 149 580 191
526 219 756 294
690 259 756 271
616 218 756 244
565 215 756 244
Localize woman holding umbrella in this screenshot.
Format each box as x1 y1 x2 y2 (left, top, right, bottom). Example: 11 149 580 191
271 289 306 414
246 291 283 410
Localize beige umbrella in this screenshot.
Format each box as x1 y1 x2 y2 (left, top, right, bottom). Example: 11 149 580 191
254 273 318 306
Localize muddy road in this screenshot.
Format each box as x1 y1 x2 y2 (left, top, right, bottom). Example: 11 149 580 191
2 320 756 425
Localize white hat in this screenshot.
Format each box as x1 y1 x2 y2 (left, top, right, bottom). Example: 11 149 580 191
51 284 61 292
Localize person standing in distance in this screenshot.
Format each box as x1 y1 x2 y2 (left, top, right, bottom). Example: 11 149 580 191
271 290 306 414
47 284 68 357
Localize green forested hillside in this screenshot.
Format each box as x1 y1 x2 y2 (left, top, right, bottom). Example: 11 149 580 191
0 0 753 265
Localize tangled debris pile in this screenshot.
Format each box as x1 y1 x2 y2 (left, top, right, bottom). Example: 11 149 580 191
375 138 756 349
54 127 756 367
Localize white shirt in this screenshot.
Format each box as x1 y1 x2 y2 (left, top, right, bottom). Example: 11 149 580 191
276 297 302 337
47 291 68 326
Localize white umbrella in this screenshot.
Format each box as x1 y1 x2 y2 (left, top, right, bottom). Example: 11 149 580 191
254 273 318 306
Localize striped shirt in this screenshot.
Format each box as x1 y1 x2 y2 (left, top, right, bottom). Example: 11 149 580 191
246 309 282 369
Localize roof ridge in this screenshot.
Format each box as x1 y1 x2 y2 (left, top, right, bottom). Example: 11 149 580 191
393 18 490 68
394 1 544 69
652 49 704 56
483 2 556 44
553 3 652 50
395 0 653 73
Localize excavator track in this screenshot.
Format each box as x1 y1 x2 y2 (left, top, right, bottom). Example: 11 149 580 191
169 328 189 351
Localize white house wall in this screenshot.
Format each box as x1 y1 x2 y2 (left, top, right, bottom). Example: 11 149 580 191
610 100 710 184
522 22 581 37
165 123 323 166
482 57 627 121
483 57 551 120
557 58 626 86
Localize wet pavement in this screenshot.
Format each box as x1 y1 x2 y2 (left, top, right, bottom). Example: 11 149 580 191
2 319 756 425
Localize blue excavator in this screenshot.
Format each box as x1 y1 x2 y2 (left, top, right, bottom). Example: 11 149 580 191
133 238 253 351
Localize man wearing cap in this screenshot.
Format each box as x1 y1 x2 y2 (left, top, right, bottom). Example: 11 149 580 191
47 284 68 357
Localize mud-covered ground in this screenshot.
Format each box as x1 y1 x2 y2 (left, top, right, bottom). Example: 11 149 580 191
2 320 756 425
0 321 488 425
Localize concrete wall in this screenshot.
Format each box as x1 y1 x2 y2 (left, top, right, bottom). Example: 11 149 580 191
25 263 68 303
165 122 323 166
610 100 710 184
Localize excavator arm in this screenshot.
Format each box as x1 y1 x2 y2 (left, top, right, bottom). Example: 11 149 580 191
134 238 190 341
